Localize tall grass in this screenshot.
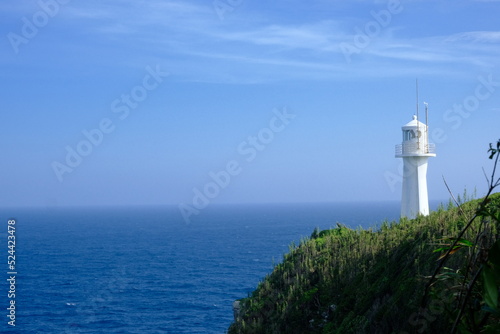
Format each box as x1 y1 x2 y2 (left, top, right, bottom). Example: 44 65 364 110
228 194 500 334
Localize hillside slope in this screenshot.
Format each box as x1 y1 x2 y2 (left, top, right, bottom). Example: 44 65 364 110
228 194 500 334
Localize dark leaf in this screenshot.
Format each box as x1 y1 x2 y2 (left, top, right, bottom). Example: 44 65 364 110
483 266 499 309
488 240 500 270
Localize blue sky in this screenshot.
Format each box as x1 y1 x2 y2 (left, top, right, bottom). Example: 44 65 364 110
1 0 499 209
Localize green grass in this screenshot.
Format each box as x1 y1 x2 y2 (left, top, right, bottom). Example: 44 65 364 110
228 194 500 334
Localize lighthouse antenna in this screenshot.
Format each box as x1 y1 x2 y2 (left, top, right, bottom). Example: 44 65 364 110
416 79 420 150
424 102 428 128
416 79 419 120
424 102 429 153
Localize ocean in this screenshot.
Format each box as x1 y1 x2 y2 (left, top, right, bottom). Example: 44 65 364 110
0 201 438 333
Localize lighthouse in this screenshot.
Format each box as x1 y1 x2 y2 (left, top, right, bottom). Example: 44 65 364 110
395 105 436 219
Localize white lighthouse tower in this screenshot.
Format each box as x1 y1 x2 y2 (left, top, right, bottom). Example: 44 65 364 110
395 105 436 219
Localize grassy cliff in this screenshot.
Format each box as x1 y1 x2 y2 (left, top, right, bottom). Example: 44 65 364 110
228 194 500 334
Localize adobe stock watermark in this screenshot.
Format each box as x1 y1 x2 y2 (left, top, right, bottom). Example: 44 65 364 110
339 0 403 63
384 73 499 192
178 107 296 224
212 0 243 20
7 0 71 55
51 65 169 183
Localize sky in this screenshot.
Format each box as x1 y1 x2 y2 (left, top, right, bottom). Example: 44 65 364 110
0 0 499 211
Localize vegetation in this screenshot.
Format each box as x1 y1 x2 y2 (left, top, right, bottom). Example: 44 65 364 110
228 140 500 334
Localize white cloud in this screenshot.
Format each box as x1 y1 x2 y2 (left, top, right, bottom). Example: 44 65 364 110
445 31 500 43
3 0 497 83
216 21 346 51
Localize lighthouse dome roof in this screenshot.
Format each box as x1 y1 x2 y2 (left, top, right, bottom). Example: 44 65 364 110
402 115 426 129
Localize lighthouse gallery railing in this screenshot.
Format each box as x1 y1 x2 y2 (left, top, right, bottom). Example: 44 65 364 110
395 143 435 155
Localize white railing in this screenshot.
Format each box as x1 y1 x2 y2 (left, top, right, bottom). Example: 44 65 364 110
395 143 435 155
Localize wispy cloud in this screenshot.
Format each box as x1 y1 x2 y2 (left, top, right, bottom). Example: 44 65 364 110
216 21 345 51
445 31 500 43
364 31 500 62
3 0 497 83
64 0 211 21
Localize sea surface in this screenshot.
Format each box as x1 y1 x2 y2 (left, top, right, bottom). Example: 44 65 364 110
0 201 441 333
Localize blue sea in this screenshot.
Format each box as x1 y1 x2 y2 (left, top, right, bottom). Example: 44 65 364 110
0 201 440 333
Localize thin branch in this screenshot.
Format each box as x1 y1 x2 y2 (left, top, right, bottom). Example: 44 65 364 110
422 185 496 308
451 266 483 333
482 167 490 188
422 212 478 306
455 223 484 316
494 176 500 188
490 146 500 188
443 175 461 208
423 144 500 324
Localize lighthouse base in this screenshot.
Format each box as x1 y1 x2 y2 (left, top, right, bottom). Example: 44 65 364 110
401 156 430 219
